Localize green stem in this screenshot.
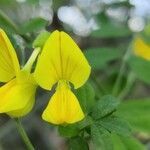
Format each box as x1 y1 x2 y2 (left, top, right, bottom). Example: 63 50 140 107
118 72 135 100
0 10 33 43
14 119 34 150
91 72 107 95
112 61 126 96
112 47 131 96
0 10 19 33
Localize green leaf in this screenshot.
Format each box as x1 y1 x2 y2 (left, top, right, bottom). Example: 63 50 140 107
26 0 40 4
118 98 150 133
128 55 150 84
58 124 79 138
33 31 50 48
53 0 70 10
0 10 18 33
84 48 122 70
141 22 150 44
20 17 47 34
98 116 131 136
74 82 95 113
91 123 113 150
92 95 120 120
111 134 126 150
91 23 131 38
69 136 89 150
141 27 150 44
0 0 16 6
107 1 133 8
78 116 93 130
120 136 145 150
111 134 145 150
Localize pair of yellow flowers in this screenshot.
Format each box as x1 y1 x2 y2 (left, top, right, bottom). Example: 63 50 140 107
0 29 91 125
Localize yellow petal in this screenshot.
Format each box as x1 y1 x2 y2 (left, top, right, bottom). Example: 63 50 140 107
133 37 150 61
7 94 35 118
42 81 84 124
0 29 20 82
34 30 91 90
0 75 37 117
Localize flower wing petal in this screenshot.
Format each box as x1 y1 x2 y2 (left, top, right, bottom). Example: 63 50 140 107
0 29 20 82
42 84 84 124
7 94 35 117
0 78 36 115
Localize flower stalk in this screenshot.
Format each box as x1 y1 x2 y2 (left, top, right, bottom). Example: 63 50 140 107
112 47 131 96
23 47 41 72
14 119 34 150
118 72 135 100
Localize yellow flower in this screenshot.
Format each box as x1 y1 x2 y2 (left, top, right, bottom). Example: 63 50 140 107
35 30 91 124
0 29 40 117
133 37 150 61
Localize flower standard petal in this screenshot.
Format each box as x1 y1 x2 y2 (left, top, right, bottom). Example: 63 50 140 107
42 81 84 125
34 30 91 90
0 29 20 82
